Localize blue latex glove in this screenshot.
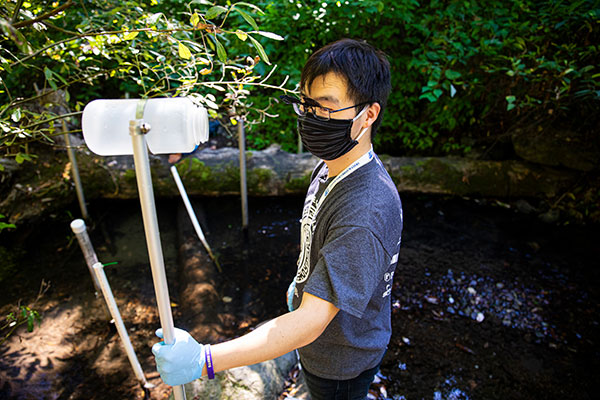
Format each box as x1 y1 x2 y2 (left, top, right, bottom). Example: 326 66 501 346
287 279 296 312
152 327 205 386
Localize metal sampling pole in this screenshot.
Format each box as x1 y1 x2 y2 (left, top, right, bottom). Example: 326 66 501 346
63 120 89 219
237 117 248 235
129 102 186 400
70 219 111 321
92 262 152 389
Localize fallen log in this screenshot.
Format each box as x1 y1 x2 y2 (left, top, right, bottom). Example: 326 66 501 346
0 138 584 226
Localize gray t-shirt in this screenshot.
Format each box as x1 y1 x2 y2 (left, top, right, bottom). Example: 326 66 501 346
292 153 403 380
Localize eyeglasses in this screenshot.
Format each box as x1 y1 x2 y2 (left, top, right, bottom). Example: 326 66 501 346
280 95 371 121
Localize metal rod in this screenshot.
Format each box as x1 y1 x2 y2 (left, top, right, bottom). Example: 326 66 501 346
237 118 248 232
70 219 112 321
92 262 152 388
129 120 186 400
170 166 222 273
63 120 88 219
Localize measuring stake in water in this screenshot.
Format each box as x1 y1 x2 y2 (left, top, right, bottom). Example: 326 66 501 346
170 165 222 273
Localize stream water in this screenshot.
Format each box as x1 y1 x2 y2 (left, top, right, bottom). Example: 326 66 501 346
0 194 598 399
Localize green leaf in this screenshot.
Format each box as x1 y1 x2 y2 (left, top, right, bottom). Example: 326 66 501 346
15 153 24 163
0 19 33 54
178 42 192 59
433 88 443 98
11 108 21 122
235 30 248 41
235 8 259 30
419 92 437 102
205 5 228 20
505 95 516 103
190 12 200 27
215 38 227 62
124 31 139 40
27 313 34 332
44 67 57 90
0 222 16 230
234 2 265 16
444 69 461 80
507 103 516 111
248 35 270 65
146 12 162 25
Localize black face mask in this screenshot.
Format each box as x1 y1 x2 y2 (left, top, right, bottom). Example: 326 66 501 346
297 107 368 161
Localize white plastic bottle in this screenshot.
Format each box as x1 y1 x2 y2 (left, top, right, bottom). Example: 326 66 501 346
82 97 209 156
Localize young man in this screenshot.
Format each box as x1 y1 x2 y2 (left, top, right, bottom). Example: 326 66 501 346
152 38 403 400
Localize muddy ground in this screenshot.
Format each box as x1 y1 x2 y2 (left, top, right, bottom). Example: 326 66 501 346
0 193 598 400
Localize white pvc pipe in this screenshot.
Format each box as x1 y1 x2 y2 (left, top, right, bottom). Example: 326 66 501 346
63 120 89 219
70 219 101 291
170 166 221 272
170 166 210 245
70 219 111 321
237 118 248 231
92 262 151 388
130 120 186 400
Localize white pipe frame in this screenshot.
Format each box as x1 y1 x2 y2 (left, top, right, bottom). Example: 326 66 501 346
129 111 187 400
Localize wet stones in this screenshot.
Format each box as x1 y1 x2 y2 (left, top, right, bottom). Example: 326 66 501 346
392 268 565 343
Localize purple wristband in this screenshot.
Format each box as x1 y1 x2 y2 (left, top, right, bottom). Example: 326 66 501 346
205 344 215 379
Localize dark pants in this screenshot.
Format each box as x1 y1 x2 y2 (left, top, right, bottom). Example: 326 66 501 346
301 361 380 400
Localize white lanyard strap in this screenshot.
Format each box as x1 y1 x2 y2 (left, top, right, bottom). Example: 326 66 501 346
294 148 374 284
304 147 374 229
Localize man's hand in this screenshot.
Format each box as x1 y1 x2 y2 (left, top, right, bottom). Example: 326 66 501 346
152 327 205 386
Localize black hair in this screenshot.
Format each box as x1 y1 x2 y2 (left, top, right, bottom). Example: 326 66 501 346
300 38 391 138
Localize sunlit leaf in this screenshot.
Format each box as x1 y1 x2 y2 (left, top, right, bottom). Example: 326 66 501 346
235 8 259 30
248 35 269 65
178 42 192 59
11 108 21 122
190 12 200 27
255 31 284 41
124 31 139 40
204 97 218 109
146 12 162 24
235 30 248 41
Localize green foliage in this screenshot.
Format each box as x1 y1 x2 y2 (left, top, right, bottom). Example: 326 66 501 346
0 213 15 232
0 279 48 346
0 0 293 160
1 0 598 157
232 0 600 155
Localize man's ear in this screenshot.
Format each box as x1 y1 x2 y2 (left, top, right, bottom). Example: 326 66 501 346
363 102 381 129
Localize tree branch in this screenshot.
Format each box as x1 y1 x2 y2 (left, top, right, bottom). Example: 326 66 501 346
11 0 25 24
12 1 73 29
